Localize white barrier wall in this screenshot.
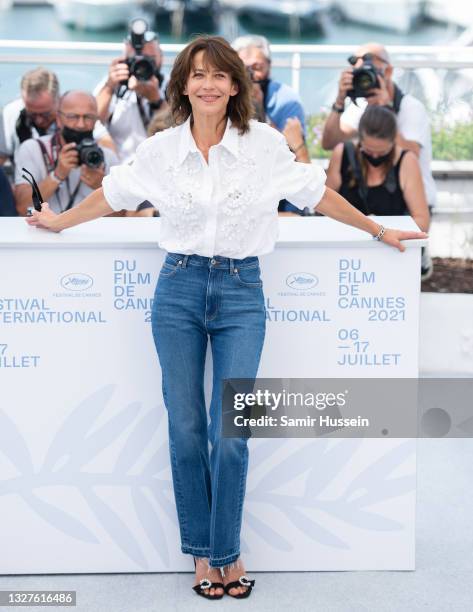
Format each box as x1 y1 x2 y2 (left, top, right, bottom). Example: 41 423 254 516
0 217 424 574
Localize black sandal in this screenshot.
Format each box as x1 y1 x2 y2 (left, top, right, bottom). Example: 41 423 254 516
223 575 256 599
192 557 224 600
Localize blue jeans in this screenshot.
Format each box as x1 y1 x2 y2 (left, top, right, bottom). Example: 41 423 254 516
151 253 266 568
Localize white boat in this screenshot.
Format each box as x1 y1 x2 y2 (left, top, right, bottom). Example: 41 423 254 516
425 0 473 29
332 0 423 34
219 0 331 34
52 0 143 31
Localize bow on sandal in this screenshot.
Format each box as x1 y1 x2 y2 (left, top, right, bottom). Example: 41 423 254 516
224 575 256 599
192 557 224 600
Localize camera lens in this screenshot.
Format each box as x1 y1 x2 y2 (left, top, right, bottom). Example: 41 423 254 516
85 150 103 168
133 58 154 81
358 73 374 90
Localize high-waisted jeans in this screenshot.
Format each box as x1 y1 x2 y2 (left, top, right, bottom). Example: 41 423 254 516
151 252 266 568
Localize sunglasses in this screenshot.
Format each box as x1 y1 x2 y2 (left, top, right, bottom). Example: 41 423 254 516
22 167 43 213
348 53 389 66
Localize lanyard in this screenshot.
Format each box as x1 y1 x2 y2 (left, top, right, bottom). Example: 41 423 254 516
36 133 81 212
136 94 150 130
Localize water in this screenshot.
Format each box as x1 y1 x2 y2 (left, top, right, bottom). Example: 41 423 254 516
0 4 466 110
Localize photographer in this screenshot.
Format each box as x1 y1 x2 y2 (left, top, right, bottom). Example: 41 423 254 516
0 68 59 166
14 90 118 216
233 34 310 215
321 42 436 210
95 19 168 163
232 35 306 137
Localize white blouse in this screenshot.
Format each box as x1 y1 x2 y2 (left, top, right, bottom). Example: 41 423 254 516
102 116 327 258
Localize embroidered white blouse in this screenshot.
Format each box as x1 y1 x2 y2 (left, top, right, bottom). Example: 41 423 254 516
102 116 327 258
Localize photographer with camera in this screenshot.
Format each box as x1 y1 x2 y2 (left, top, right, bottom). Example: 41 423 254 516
95 19 168 164
14 90 119 216
232 35 306 136
321 42 436 209
233 35 310 215
322 43 435 276
0 68 59 167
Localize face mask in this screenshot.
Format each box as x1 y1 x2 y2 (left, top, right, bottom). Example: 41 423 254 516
61 125 94 145
361 148 393 167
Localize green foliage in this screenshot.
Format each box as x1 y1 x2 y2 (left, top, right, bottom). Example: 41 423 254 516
430 121 473 161
306 113 473 161
307 113 331 160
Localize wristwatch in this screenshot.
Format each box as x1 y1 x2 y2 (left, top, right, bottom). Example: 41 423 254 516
332 102 345 113
149 99 163 111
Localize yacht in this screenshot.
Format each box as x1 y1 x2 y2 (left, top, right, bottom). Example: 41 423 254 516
218 0 331 34
332 0 423 34
425 0 473 29
52 0 145 30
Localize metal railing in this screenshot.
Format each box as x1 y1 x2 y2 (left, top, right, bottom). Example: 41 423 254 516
1 40 472 169
2 40 473 93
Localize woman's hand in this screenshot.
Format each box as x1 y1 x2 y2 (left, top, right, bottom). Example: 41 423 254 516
380 228 428 252
25 202 61 232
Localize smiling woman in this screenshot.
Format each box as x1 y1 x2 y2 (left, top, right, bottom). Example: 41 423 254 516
24 34 427 600
166 35 253 139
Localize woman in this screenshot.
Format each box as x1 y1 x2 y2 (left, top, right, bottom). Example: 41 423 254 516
326 104 430 233
26 36 427 600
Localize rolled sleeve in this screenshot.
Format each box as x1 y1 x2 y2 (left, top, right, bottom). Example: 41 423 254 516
272 138 327 211
102 141 154 211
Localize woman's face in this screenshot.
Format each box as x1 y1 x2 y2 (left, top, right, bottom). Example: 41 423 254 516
359 134 394 159
184 50 238 118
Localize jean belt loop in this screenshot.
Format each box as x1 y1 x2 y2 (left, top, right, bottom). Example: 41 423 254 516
229 258 235 274
181 255 189 268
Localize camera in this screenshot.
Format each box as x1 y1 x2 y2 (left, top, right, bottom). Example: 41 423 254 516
347 61 381 100
125 55 156 82
123 18 158 83
76 138 104 169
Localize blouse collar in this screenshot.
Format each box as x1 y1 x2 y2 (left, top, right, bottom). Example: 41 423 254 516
177 115 239 165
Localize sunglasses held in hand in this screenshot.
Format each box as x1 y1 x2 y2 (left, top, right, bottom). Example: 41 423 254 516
22 167 43 215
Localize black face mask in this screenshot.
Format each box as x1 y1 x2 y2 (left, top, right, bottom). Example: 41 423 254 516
361 148 393 167
61 125 94 145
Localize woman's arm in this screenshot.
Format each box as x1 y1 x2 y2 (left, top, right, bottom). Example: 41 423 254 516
25 187 113 232
316 187 428 252
325 143 344 191
398 151 430 233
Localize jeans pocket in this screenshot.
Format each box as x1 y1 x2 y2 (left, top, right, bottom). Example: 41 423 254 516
159 261 179 278
233 265 263 288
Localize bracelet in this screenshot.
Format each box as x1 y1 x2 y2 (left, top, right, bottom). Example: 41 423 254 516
149 99 163 111
373 225 386 241
332 102 345 113
292 142 305 154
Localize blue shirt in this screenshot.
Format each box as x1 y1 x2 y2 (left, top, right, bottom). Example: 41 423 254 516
265 80 306 136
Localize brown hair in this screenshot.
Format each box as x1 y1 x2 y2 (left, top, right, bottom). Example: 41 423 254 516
147 106 173 136
167 35 253 134
356 104 397 183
